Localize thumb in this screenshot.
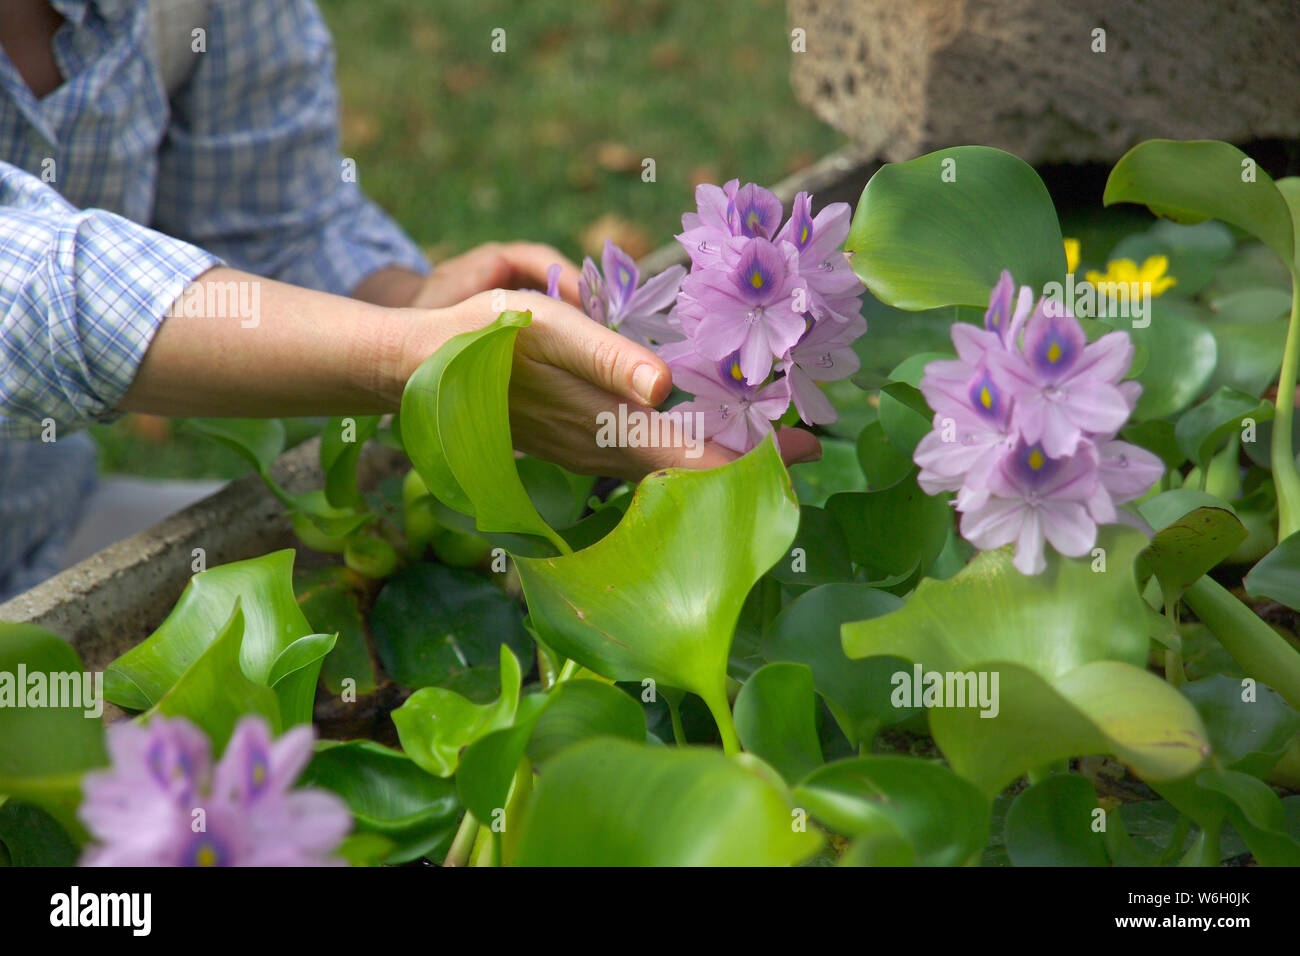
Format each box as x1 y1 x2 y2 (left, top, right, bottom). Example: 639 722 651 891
518 296 672 407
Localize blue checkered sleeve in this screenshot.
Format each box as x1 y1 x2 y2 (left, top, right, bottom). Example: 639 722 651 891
0 161 220 439
152 0 430 297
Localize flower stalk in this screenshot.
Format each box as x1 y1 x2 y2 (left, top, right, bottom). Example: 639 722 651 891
1271 278 1300 541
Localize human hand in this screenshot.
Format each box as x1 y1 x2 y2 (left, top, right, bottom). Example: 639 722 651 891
400 289 822 481
407 242 583 310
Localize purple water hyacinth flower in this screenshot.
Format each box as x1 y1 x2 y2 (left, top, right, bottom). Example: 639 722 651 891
660 341 792 453
913 270 1161 574
982 269 1035 347
678 179 740 269
728 182 784 239
679 236 807 385
915 362 1018 503
545 263 562 299
987 299 1134 457
775 191 865 324
578 240 686 347
782 313 866 425
1096 439 1164 504
79 715 351 867
960 439 1102 575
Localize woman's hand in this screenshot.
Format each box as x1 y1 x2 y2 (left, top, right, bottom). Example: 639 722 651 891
400 289 822 481
406 242 584 309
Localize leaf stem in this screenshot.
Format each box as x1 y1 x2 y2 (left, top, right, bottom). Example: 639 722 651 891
667 695 688 747
1270 276 1300 540
443 812 478 867
703 688 741 755
1163 598 1185 687
1182 574 1300 710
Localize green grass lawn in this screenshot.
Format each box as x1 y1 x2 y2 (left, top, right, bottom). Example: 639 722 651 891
91 0 842 479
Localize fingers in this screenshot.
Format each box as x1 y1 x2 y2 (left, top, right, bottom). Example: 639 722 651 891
510 293 671 407
412 246 515 308
493 242 583 305
774 427 823 465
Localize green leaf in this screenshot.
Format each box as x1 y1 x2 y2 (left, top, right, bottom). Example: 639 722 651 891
178 417 286 477
825 473 951 580
0 625 107 835
265 632 338 728
1004 774 1108 867
856 420 913 490
320 415 381 509
1174 387 1273 470
517 437 799 717
847 146 1066 310
734 663 824 782
1105 301 1217 421
1245 530 1300 611
150 601 281 751
296 568 377 696
842 526 1209 794
517 456 593 529
1155 768 1300 866
1204 322 1288 398
763 583 908 745
400 310 565 551
877 382 931 458
526 679 646 764
1210 287 1293 324
392 645 523 777
1104 140 1295 270
766 506 854 588
104 550 315 710
300 740 461 864
1181 674 1300 777
794 756 988 866
512 738 822 865
456 679 647 825
180 419 365 534
369 562 531 692
1137 491 1248 600
0 802 79 866
789 439 866 506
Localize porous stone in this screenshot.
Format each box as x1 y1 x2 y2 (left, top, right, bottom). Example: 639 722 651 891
787 0 1300 164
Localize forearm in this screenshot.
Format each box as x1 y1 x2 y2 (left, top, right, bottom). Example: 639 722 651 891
351 266 426 308
119 267 417 418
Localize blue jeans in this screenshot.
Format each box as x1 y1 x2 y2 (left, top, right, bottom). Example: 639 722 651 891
0 432 98 601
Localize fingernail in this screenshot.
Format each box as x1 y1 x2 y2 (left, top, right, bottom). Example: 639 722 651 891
633 363 661 404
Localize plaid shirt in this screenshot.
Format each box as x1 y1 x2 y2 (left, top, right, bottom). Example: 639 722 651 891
0 0 429 597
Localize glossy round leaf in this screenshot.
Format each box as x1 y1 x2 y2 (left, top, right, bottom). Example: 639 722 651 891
847 146 1066 310
391 645 523 777
1104 140 1295 269
1137 491 1248 599
517 437 799 712
734 663 824 783
1004 774 1107 867
763 583 908 745
369 562 531 692
794 756 988 866
1244 530 1300 612
300 740 461 864
512 738 821 866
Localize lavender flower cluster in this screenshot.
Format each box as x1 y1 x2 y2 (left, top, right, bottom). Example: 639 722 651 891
914 271 1164 575
79 715 350 866
576 180 868 453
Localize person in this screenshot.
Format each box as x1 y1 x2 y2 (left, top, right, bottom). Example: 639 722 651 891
0 0 819 600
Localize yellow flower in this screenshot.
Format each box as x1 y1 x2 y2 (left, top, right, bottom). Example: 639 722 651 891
1085 255 1177 297
1063 237 1080 274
